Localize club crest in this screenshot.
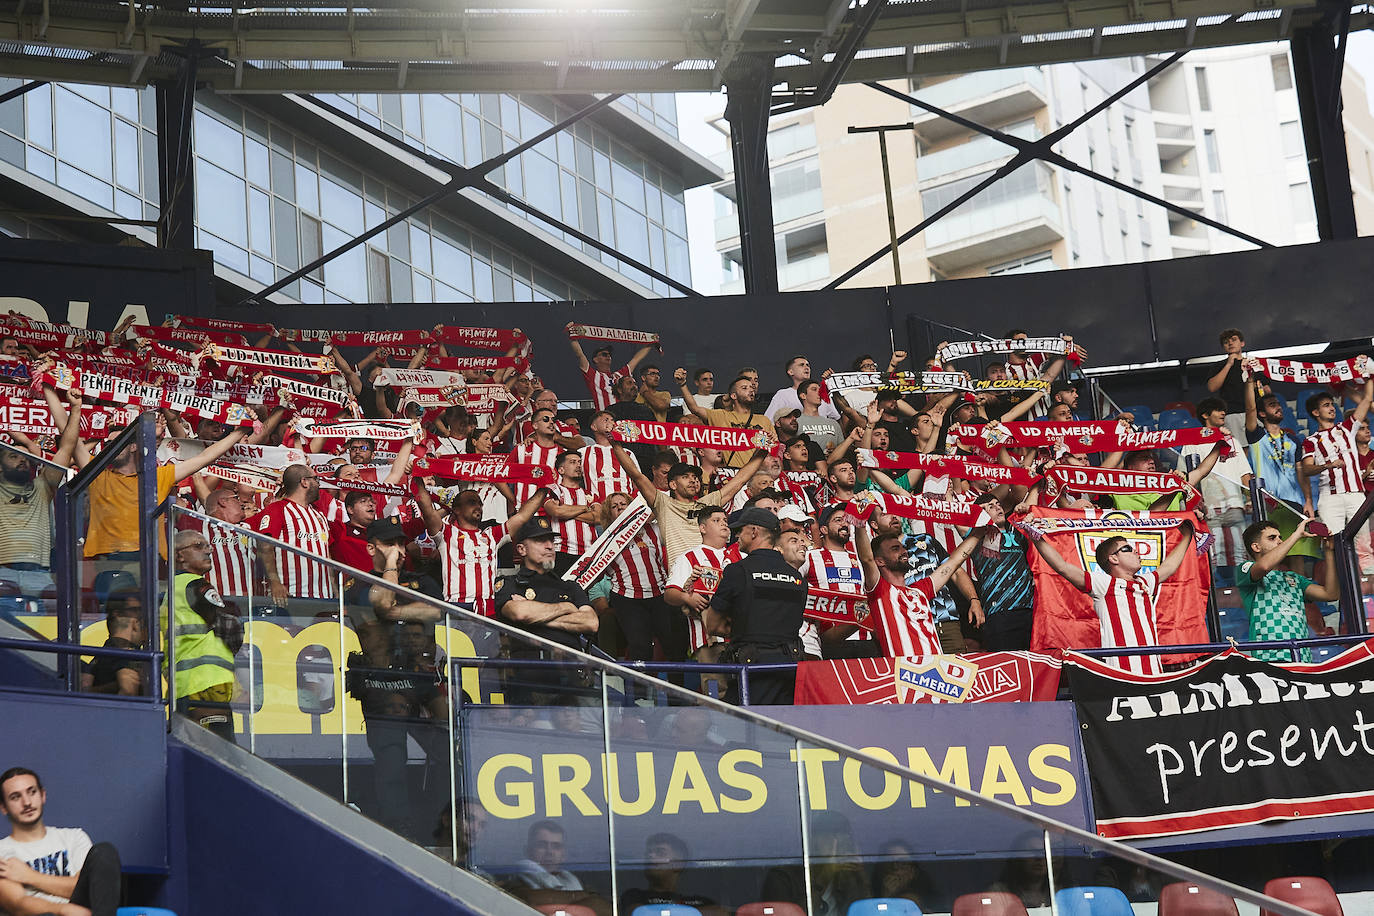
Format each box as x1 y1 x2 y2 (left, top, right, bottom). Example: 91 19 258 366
894 656 980 703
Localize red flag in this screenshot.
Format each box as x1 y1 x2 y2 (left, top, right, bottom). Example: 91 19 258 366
1024 506 1211 665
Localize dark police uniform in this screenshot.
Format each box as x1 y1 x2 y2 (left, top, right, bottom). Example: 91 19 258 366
712 546 807 705
493 517 596 704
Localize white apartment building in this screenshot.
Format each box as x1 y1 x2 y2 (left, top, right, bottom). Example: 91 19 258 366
709 44 1374 293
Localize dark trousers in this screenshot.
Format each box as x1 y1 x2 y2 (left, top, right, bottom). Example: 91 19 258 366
613 593 687 662
71 841 121 916
726 641 801 706
981 607 1034 651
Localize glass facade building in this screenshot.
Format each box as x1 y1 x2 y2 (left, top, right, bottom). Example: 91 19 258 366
0 78 706 303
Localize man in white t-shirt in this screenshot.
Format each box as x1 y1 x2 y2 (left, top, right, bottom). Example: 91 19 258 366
1030 521 1195 675
0 767 121 916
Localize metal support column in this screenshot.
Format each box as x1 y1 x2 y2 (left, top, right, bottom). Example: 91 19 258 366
155 44 202 250
1291 4 1358 240
724 53 779 295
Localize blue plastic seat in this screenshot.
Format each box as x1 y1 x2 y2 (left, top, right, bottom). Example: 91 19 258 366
847 900 923 915
630 906 704 916
1054 886 1134 916
1157 408 1200 430
117 909 179 916
1119 404 1156 426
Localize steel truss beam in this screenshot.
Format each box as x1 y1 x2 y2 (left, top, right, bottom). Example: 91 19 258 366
826 47 1273 289
0 0 1356 95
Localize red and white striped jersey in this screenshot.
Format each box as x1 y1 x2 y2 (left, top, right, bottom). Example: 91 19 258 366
440 521 508 616
548 483 596 556
1005 354 1047 420
581 442 638 504
313 489 348 525
867 575 941 658
581 364 630 412
1087 568 1162 675
670 445 701 468
179 515 256 598
512 439 562 506
804 547 864 593
250 499 335 599
609 524 665 599
1302 416 1364 495
666 543 729 653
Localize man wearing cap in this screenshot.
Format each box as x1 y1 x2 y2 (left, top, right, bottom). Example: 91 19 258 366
568 331 654 412
1050 379 1082 420
710 507 809 704
611 441 764 569
495 518 600 703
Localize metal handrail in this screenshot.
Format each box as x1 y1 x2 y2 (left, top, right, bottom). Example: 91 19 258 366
163 505 1322 912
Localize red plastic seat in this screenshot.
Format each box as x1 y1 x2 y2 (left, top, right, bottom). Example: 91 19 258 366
952 891 1030 916
534 906 599 916
737 905 807 916
1260 877 1343 916
1158 882 1238 916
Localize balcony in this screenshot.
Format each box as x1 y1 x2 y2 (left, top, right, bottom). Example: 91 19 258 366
1154 117 1196 160
1161 181 1203 214
910 68 1048 144
917 125 1036 185
773 187 825 225
924 191 1064 272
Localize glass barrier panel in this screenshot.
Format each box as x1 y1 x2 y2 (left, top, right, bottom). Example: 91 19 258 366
603 672 802 915
0 440 68 690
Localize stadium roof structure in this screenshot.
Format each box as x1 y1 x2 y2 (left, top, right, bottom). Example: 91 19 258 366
0 0 1368 99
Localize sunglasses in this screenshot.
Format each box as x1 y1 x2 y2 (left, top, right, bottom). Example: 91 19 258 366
1113 545 1135 555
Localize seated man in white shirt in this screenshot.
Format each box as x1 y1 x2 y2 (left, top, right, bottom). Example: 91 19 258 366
0 767 121 916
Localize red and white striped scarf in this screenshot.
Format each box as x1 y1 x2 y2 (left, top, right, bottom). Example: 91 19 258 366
1244 355 1371 385
202 344 337 376
856 449 1040 487
412 453 553 485
565 322 660 350
936 336 1087 364
1043 466 1201 511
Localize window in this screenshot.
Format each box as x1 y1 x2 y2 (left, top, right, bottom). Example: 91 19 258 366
367 247 391 302
987 251 1055 275
1271 54 1293 91
1280 120 1304 160
1212 190 1227 223
1195 67 1211 111
300 214 323 281
1204 129 1221 172
1289 182 1315 224
768 121 817 159
920 163 1050 214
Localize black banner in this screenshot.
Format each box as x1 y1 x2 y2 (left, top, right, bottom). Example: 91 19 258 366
1067 644 1374 839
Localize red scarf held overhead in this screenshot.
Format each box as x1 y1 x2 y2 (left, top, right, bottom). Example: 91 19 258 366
856 449 1040 487
948 421 1226 456
412 454 554 485
430 325 527 352
1043 466 1202 511
843 492 993 529
611 419 778 454
126 324 248 348
804 587 875 631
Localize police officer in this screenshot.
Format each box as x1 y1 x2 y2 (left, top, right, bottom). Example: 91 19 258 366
494 517 599 705
711 507 809 705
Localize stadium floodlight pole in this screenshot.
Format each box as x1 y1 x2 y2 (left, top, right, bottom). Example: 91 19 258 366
848 123 915 285
237 90 628 306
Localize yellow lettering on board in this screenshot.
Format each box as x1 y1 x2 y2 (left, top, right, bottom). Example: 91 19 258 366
663 751 718 815
788 747 840 809
542 754 601 817
718 749 768 814
842 748 902 811
478 754 535 818
1028 744 1078 806
246 620 364 735
978 746 1031 805
906 746 972 807
603 752 657 817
